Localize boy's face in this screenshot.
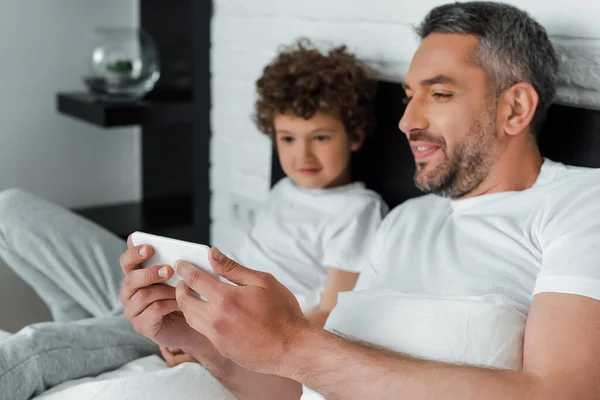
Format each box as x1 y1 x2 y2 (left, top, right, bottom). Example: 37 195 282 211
274 111 361 189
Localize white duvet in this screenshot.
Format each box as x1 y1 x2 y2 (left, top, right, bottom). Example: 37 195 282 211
32 291 526 400
33 355 236 400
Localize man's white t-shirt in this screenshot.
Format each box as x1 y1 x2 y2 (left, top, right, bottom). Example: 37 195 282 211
233 178 388 310
302 159 600 399
357 158 600 313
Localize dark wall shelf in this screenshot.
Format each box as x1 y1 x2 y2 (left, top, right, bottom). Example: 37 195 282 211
57 92 194 128
58 0 212 243
73 196 195 241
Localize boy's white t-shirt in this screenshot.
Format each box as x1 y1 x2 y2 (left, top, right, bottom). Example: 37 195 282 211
356 158 600 313
233 178 388 310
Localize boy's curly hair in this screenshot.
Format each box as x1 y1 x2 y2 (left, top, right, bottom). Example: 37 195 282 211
254 39 378 141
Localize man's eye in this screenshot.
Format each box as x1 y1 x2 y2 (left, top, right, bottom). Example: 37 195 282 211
279 136 294 143
433 93 453 99
402 96 412 105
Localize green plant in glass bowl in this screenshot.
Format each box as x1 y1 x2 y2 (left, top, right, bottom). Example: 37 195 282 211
83 27 160 101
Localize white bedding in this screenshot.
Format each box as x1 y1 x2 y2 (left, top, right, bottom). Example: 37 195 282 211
0 330 11 343
302 291 527 399
32 292 527 400
324 291 526 368
33 355 236 400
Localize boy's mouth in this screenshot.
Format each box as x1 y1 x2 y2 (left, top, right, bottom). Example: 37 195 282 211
298 167 321 175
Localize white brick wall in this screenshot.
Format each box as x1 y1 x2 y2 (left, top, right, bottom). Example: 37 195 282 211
210 0 600 250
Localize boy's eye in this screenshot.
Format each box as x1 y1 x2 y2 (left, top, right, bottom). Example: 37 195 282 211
279 136 294 143
314 135 331 142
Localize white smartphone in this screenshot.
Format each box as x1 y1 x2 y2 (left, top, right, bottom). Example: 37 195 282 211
130 231 216 287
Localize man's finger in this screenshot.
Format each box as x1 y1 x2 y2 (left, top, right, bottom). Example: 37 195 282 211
209 247 271 287
119 245 154 274
120 264 174 303
148 299 180 317
175 260 227 300
131 299 180 336
175 281 210 331
124 284 176 320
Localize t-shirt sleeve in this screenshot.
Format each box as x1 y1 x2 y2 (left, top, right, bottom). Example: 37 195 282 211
535 175 600 301
352 224 382 290
321 198 388 273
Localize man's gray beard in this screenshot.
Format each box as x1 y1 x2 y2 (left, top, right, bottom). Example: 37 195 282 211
414 107 498 199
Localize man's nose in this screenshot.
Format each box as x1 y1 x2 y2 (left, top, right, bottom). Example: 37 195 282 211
399 97 429 137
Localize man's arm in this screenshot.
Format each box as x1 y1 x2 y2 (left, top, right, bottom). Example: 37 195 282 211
182 340 302 400
289 292 600 400
174 263 303 400
174 250 600 400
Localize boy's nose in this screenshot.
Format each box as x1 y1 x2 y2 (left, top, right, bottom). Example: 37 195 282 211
298 140 315 161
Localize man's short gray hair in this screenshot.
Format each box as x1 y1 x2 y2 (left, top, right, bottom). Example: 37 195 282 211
417 1 558 136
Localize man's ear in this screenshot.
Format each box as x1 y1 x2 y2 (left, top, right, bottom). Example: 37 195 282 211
498 82 539 137
350 130 366 151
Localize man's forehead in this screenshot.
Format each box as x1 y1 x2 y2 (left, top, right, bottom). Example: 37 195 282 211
403 33 481 88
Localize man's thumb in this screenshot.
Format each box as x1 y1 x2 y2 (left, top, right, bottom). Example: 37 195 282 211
209 247 263 286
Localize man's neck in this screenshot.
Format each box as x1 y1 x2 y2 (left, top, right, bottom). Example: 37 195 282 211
456 139 543 200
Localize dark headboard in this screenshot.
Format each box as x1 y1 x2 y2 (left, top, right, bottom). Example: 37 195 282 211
271 80 600 209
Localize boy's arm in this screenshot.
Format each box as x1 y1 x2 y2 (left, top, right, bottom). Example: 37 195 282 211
306 268 359 327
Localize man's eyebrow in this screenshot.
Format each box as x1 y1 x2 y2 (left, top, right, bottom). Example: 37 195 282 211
402 75 458 90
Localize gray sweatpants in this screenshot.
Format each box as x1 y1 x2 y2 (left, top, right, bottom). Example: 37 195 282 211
0 189 159 399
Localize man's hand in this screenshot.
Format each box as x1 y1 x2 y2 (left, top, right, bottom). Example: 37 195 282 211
175 247 312 376
119 239 301 399
119 235 206 350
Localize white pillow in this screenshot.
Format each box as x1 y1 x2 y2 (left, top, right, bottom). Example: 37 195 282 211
302 290 526 400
